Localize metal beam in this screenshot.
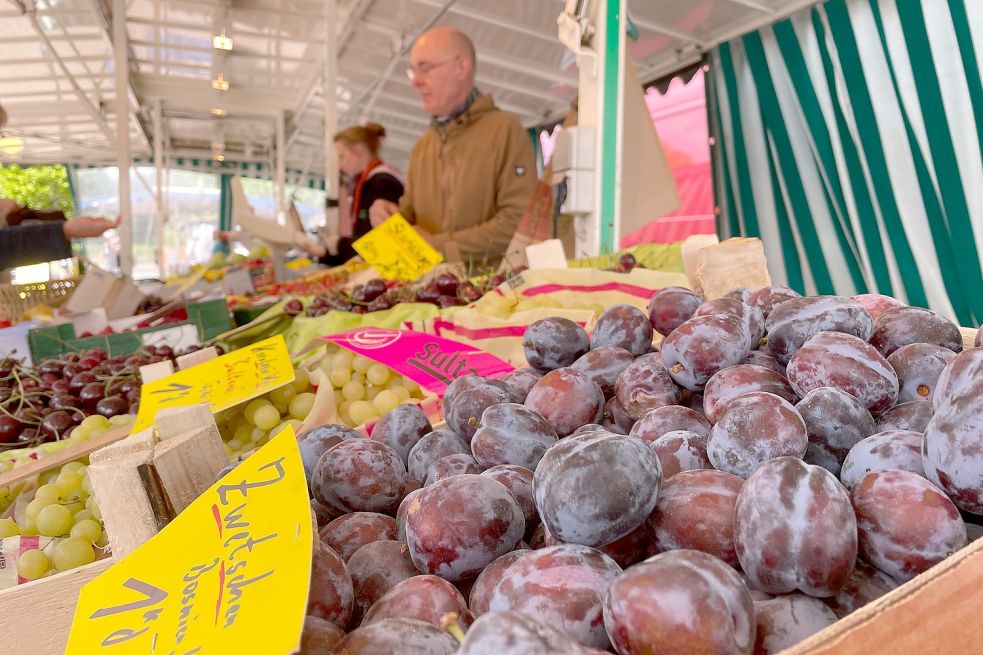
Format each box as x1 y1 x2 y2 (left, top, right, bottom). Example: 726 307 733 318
154 99 166 276
129 38 312 63
412 0 560 44
721 0 779 14
113 0 134 276
629 16 710 48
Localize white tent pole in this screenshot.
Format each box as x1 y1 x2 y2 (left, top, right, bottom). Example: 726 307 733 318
324 0 339 203
154 99 166 277
276 111 287 221
113 0 134 276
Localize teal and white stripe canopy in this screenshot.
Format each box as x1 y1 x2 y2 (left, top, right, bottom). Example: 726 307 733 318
709 0 982 326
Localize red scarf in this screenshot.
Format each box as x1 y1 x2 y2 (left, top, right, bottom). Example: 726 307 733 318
338 158 383 238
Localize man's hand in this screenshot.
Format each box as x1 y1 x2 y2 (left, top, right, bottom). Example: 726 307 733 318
63 215 120 239
368 199 399 228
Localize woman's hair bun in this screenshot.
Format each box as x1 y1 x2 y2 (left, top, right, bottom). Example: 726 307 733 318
365 122 386 138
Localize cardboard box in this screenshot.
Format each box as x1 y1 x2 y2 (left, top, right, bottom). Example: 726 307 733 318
61 266 145 319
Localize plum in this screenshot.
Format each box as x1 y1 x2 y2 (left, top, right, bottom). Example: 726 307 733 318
603 549 755 655
481 464 537 527
869 306 963 357
299 615 344 653
753 594 839 654
662 314 751 390
849 293 906 320
489 543 622 649
875 400 934 433
424 453 481 485
307 544 353 629
933 347 983 411
347 539 419 626
370 404 432 465
647 469 743 566
534 431 661 547
764 296 873 365
404 474 524 581
468 550 532 615
647 286 702 336
745 350 786 375
852 469 967 582
786 331 898 414
840 430 925 488
298 424 362 481
523 317 591 372
362 574 470 628
796 387 876 476
749 285 801 317
702 364 797 423
311 439 406 515
311 497 343 529
647 430 710 479
331 618 457 653
525 367 604 436
571 346 634 398
922 379 983 515
471 403 557 470
458 611 596 655
446 382 513 441
694 297 766 348
531 521 651 569
629 405 710 442
600 397 636 435
735 457 857 597
725 287 753 303
319 511 397 561
503 367 543 404
408 429 471 480
707 391 808 479
822 558 899 618
591 304 654 356
614 353 681 420
888 343 956 404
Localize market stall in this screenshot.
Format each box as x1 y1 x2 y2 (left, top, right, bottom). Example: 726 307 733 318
0 0 982 654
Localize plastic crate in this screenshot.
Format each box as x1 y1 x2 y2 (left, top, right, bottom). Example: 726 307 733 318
27 298 232 362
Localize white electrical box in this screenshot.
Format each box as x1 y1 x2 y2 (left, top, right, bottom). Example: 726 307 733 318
561 169 595 215
551 126 596 174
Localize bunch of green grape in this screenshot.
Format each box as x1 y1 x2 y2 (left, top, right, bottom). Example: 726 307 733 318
314 347 424 427
0 453 109 580
218 368 316 460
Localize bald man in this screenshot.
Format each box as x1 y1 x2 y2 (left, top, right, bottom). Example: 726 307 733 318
368 27 537 265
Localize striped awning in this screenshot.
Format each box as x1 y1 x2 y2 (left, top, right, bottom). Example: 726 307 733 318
709 0 982 326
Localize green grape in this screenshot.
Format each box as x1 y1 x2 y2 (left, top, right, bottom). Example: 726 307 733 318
109 414 135 427
70 425 92 442
25 498 53 523
348 400 376 427
52 537 95 570
329 367 352 388
402 377 421 393
366 386 380 402
57 471 84 491
372 389 400 416
289 393 316 420
70 519 103 543
227 439 243 452
250 427 267 443
271 419 302 439
74 509 94 522
292 368 310 393
80 415 110 431
86 496 102 521
0 517 19 538
243 398 271 425
342 380 365 402
366 364 391 386
232 422 254 444
352 355 372 374
37 504 73 537
81 475 94 496
392 386 411 402
89 425 109 439
350 371 365 384
60 461 86 475
17 549 51 580
95 532 109 549
253 405 281 431
333 348 354 367
269 384 297 409
333 389 345 407
34 483 65 505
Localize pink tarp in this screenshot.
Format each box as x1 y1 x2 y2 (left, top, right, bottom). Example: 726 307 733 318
541 69 716 247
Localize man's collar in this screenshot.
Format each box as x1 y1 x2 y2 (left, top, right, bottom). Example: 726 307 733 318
432 88 481 127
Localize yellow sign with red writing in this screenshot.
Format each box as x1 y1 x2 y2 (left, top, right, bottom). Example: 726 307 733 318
131 335 294 433
66 428 312 654
353 213 444 281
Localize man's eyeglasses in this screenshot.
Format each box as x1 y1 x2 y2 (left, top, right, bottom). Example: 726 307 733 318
406 57 457 82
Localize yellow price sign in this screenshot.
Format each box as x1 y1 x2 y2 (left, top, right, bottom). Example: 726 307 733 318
66 428 312 654
132 335 294 433
353 213 444 280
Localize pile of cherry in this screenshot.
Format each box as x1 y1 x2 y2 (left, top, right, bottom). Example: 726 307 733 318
289 286 983 654
0 344 211 446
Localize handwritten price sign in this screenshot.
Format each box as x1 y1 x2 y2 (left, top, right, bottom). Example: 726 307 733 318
131 335 295 433
65 428 312 654
353 213 443 281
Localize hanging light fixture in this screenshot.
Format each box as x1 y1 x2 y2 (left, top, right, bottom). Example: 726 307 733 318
212 31 233 51
211 107 227 117
212 75 230 91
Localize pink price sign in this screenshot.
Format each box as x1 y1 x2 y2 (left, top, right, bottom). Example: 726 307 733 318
323 328 515 395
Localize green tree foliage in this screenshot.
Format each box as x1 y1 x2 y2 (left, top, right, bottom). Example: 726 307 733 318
0 164 75 216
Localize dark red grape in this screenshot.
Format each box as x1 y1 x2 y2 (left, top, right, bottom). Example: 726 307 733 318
96 395 128 418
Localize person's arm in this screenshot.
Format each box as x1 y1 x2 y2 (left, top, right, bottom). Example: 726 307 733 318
357 174 405 236
0 222 73 269
429 119 538 261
